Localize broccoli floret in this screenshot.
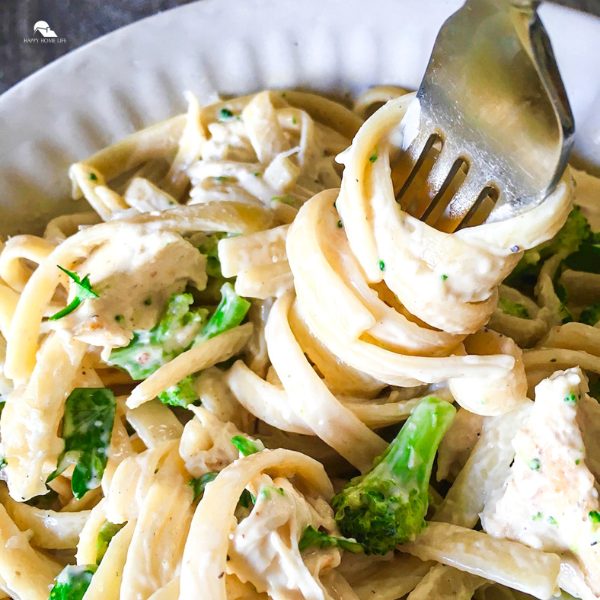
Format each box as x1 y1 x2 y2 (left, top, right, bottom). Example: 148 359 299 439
498 297 529 319
544 205 591 257
506 206 591 293
154 283 250 406
579 302 600 327
331 396 455 555
107 293 208 380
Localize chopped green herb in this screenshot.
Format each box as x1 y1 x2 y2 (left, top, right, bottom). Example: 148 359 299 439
590 511 600 525
49 564 97 600
188 472 218 503
548 516 558 525
253 172 261 177
216 176 234 183
96 522 124 564
292 117 297 125
231 435 265 457
143 297 152 306
47 388 116 499
88 173 98 182
576 459 581 465
532 512 543 521
441 274 448 281
299 525 364 554
379 260 385 272
114 315 124 324
158 374 198 408
369 155 377 163
218 108 235 121
527 458 541 471
337 220 343 228
49 266 99 321
564 392 577 405
550 358 557 363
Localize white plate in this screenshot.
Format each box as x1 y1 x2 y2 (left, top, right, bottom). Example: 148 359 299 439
1 0 599 235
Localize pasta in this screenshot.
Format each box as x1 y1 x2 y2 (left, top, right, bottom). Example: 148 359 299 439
1 83 599 600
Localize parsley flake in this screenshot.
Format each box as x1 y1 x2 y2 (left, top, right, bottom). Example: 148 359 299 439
231 435 265 457
218 108 235 121
49 266 99 321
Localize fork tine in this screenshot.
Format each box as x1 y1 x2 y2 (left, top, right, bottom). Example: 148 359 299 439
420 149 465 222
393 126 437 206
432 166 493 232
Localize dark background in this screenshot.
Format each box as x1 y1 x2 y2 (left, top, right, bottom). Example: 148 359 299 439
0 0 599 95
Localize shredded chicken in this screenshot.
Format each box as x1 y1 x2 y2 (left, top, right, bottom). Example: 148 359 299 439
482 368 600 595
228 474 339 600
53 226 206 352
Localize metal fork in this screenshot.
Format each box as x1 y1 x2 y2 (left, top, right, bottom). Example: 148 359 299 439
393 0 574 232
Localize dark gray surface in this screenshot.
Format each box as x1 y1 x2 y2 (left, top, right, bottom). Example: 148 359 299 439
0 0 598 95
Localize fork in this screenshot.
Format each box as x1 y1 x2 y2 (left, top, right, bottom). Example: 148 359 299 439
393 0 574 233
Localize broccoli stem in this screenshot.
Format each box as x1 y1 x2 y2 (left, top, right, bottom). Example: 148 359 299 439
332 396 456 555
196 282 250 343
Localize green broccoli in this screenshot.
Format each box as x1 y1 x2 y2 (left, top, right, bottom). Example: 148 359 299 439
498 297 529 319
107 293 208 380
564 243 600 275
158 375 198 407
155 283 251 407
506 206 591 294
299 525 363 554
331 396 456 555
49 565 97 600
95 522 124 564
197 282 251 344
579 302 600 327
196 233 227 279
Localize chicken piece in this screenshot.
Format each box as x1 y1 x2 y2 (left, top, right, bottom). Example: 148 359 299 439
228 474 339 600
482 367 600 595
178 406 242 476
53 226 206 352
